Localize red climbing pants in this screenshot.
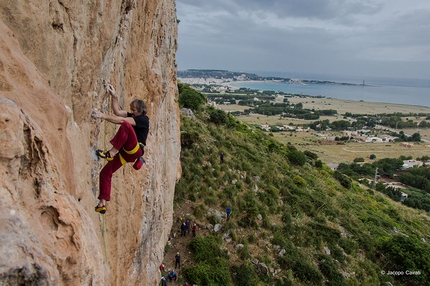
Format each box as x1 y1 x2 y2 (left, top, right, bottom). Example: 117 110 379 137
98 121 143 201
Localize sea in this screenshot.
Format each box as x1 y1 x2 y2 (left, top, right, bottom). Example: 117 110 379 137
229 72 430 108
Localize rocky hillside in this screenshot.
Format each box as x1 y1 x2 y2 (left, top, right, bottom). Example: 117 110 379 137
163 100 430 285
0 1 180 285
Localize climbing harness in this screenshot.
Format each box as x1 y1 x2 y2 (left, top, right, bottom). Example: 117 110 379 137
118 142 145 168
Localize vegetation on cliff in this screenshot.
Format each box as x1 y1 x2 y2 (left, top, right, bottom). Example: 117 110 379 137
170 85 430 286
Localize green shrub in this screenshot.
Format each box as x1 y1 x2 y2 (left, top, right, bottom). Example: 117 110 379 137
178 87 206 111
238 244 251 260
304 150 318 160
231 262 258 286
333 171 352 189
188 192 197 202
223 185 238 201
188 236 228 261
287 149 307 166
281 211 293 234
248 233 257 244
262 217 272 229
293 175 307 187
181 130 200 147
339 237 358 255
308 221 341 244
192 204 207 219
231 229 237 242
378 235 430 285
183 258 232 286
208 108 229 125
164 243 170 254
330 244 346 265
204 195 218 207
174 178 187 202
292 258 323 285
212 168 220 178
317 254 348 286
207 213 220 225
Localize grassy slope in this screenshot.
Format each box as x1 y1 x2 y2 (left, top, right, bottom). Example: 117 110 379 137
170 107 430 286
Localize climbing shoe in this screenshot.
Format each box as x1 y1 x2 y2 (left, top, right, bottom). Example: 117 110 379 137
133 156 145 170
95 205 106 214
96 149 113 161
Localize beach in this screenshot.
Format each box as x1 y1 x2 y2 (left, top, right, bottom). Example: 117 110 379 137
220 80 430 115
227 78 430 107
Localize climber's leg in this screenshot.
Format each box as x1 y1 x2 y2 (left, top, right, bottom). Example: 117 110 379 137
110 121 139 152
98 156 124 202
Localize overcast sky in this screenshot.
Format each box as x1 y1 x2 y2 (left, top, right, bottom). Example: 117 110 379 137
175 0 430 80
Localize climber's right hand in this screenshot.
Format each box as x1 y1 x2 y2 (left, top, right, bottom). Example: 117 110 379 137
106 84 117 97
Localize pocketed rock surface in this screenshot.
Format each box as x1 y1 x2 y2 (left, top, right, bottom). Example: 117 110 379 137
0 1 180 285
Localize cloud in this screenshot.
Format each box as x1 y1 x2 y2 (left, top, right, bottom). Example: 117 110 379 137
176 0 430 78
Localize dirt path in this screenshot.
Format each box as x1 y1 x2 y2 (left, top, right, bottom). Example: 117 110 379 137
161 200 205 285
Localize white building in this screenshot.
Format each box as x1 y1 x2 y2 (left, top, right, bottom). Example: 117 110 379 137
402 160 423 169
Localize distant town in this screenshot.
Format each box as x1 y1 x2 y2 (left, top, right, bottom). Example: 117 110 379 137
178 69 366 87
177 68 430 149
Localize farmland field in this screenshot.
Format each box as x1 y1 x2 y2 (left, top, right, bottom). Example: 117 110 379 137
217 97 430 165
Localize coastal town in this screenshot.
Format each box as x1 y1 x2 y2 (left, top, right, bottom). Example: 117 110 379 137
178 69 430 174
178 69 365 89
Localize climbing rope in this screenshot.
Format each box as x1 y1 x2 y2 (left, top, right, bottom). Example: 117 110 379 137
100 213 108 262
99 79 115 263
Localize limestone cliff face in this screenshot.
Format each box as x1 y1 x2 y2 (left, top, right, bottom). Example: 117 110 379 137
0 0 180 285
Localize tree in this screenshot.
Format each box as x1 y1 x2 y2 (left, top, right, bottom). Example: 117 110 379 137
304 150 318 161
418 155 430 163
208 108 228 125
178 84 207 111
287 149 307 166
333 120 351 131
410 132 421 142
418 120 429 128
333 171 352 189
369 154 376 160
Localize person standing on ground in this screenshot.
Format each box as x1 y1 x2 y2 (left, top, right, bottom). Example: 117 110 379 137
168 269 177 282
185 219 191 235
92 84 149 214
175 252 181 269
180 222 187 237
192 223 197 237
226 206 231 220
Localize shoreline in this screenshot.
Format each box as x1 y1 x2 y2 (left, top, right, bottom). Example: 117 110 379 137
220 80 430 109
227 79 367 87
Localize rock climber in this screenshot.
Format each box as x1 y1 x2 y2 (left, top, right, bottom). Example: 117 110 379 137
92 84 149 214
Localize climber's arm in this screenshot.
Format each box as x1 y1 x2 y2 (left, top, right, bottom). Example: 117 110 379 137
100 113 136 126
107 84 127 117
111 96 128 117
92 109 136 126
